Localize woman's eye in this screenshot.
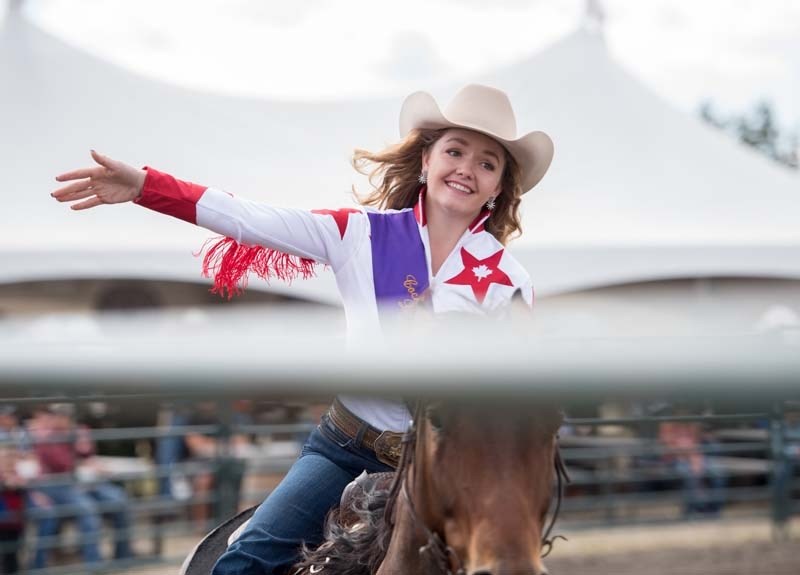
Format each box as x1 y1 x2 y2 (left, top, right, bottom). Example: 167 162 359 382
481 162 495 171
446 149 461 157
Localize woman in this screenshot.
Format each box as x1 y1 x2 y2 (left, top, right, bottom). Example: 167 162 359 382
52 84 554 574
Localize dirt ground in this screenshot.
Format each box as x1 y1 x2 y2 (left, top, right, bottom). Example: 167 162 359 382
118 516 799 575
546 517 799 575
547 540 798 575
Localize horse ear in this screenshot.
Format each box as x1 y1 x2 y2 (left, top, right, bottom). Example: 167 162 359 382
552 409 566 433
535 406 564 435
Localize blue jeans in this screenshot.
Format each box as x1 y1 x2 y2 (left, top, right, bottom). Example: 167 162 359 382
25 492 60 570
35 482 132 567
672 458 727 515
155 411 189 498
212 415 394 575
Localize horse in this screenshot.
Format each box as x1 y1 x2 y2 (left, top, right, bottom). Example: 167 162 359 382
181 401 567 575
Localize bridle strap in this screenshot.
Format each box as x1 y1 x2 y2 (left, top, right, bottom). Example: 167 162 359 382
541 444 570 558
402 480 465 575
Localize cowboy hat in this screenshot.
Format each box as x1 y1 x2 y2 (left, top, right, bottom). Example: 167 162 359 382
399 84 554 193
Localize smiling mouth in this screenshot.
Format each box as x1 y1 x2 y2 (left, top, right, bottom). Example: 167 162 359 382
445 181 474 194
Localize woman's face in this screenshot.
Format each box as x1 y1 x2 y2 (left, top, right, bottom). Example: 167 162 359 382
422 128 506 223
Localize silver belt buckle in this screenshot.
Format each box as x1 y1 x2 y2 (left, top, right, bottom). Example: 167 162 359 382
373 431 403 467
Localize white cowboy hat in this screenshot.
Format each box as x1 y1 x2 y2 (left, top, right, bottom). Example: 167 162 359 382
399 84 554 193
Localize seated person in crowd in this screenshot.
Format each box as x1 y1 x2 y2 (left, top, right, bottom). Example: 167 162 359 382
0 405 59 572
658 404 726 516
0 405 25 574
27 404 133 566
183 401 252 532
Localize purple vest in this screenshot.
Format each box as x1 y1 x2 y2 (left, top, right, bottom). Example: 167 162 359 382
367 210 430 314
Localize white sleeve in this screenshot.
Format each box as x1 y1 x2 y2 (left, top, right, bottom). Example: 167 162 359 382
196 188 367 271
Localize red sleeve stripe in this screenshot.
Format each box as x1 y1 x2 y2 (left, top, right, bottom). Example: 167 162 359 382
468 209 491 234
134 167 207 224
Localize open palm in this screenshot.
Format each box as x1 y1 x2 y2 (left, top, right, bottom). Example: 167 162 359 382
52 150 146 210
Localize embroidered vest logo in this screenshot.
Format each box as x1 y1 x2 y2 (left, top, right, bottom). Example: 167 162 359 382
398 274 427 309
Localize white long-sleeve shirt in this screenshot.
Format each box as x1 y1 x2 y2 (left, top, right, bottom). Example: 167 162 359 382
136 168 533 431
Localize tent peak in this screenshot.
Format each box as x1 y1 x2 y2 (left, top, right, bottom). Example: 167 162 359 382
3 0 23 24
6 0 23 15
581 0 606 37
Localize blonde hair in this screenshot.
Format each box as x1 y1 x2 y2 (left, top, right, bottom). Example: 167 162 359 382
352 128 524 244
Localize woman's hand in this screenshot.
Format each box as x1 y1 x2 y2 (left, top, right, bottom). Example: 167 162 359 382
52 150 146 210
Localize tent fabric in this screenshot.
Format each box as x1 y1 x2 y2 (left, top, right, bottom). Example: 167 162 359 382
2 10 799 301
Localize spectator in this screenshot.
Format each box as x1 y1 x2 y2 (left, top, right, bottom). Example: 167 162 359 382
0 405 25 574
155 403 191 501
775 402 800 528
658 405 726 516
183 402 252 532
27 404 133 567
0 471 23 574
0 405 58 572
786 405 800 489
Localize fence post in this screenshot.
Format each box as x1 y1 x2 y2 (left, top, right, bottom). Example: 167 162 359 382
214 401 245 526
769 401 789 541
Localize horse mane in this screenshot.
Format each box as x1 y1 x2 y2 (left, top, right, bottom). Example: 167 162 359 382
294 406 422 575
293 478 395 575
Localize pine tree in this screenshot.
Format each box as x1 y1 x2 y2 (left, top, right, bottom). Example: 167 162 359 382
699 100 798 170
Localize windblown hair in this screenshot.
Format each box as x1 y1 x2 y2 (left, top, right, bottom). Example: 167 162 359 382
353 128 524 244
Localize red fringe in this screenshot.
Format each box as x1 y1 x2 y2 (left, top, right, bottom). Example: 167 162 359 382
197 236 317 299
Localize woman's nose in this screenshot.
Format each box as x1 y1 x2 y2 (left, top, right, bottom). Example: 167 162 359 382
456 163 473 179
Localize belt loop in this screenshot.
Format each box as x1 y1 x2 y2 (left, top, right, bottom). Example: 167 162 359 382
354 422 369 449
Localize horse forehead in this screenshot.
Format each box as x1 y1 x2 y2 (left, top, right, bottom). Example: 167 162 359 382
433 421 555 469
444 409 558 440
436 402 559 422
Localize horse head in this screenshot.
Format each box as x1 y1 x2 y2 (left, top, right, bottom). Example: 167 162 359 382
380 401 565 575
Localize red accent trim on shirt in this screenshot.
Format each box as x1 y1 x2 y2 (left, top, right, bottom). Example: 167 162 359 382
469 209 491 234
311 208 361 239
199 236 317 299
134 167 207 224
443 247 513 304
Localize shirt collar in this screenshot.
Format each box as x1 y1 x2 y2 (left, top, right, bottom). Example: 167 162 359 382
413 186 491 235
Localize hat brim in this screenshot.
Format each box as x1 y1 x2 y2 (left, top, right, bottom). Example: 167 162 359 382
399 91 554 193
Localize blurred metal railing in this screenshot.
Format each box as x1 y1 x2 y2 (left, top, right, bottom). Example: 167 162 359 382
0 312 798 572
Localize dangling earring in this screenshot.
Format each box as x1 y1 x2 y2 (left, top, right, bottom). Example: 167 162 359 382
418 170 427 184
486 196 496 211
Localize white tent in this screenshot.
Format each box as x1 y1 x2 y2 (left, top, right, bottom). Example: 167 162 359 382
485 29 800 294
2 7 799 305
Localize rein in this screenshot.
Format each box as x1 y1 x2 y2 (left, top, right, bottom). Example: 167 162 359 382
385 402 466 575
385 403 570 575
541 445 570 558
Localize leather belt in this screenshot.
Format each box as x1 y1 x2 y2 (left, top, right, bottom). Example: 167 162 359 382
327 398 404 468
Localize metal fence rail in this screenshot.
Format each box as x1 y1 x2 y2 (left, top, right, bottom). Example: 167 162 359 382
1 312 798 572
1 310 799 400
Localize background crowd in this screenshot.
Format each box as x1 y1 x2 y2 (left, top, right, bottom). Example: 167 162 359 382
0 399 797 573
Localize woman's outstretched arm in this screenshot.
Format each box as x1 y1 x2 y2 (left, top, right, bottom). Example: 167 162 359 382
54 152 365 268
51 152 369 295
52 150 145 210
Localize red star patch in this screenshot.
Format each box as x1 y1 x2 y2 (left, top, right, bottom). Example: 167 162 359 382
311 208 360 239
444 247 513 304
